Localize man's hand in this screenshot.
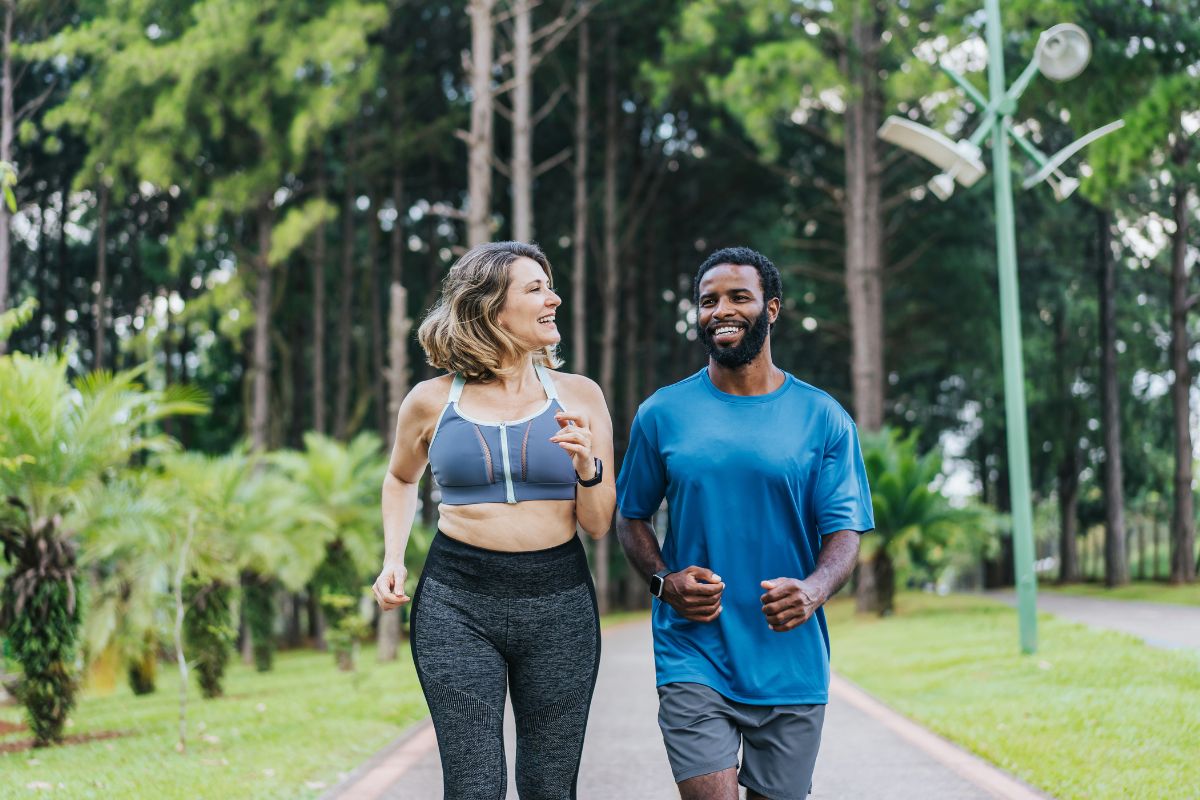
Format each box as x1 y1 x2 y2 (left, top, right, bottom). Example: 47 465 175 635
372 561 411 611
661 566 724 623
759 577 824 632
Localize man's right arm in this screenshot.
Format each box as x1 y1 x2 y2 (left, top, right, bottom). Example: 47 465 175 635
615 511 668 580
616 511 723 622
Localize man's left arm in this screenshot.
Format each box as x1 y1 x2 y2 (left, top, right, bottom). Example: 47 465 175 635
759 530 860 632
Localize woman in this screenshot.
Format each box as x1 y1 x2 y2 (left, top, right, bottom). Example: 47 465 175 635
372 241 615 799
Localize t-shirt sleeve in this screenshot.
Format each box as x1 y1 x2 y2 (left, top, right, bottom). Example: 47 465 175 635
616 406 668 520
815 418 875 535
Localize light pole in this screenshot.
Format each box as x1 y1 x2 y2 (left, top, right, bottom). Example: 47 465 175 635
878 3 1123 654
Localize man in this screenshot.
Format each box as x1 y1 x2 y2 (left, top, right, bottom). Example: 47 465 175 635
615 246 874 800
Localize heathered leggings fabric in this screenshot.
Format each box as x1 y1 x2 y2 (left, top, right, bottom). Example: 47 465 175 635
411 531 601 800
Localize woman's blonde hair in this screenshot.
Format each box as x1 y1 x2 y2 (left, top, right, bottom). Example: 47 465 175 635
417 241 563 382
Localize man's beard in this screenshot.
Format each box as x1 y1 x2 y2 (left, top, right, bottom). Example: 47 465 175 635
699 310 771 368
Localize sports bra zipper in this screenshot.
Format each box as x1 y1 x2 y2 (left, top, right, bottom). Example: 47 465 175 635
498 422 517 504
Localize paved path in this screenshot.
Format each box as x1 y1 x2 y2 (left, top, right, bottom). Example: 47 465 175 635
335 620 1046 800
989 591 1200 650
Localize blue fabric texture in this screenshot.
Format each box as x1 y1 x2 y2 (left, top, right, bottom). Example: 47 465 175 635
616 368 874 705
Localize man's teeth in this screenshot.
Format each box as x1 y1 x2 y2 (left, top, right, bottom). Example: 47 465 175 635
714 326 741 336
538 316 556 323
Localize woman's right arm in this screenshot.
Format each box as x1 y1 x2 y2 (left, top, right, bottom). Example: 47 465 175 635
373 379 444 611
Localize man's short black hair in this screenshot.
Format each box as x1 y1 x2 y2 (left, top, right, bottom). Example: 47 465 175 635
693 246 783 304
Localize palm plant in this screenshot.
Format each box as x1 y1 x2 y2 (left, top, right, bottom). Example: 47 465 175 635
156 450 323 684
76 473 175 695
272 432 392 669
856 428 996 616
0 353 204 744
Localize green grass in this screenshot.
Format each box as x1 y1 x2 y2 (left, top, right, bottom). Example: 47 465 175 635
1041 580 1200 607
0 643 426 800
826 593 1200 800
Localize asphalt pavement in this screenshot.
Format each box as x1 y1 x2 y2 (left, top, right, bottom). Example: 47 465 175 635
335 618 1046 800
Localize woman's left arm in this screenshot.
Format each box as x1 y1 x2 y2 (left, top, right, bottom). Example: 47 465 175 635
550 375 616 539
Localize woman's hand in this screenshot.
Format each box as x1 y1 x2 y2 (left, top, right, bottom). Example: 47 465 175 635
551 411 597 479
372 561 411 611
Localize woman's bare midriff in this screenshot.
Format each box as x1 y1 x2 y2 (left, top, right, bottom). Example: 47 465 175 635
437 499 580 552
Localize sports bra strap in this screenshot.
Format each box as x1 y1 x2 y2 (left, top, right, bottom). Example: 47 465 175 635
448 373 466 404
535 364 559 401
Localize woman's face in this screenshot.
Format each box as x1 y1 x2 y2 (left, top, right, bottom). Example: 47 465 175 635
496 256 561 350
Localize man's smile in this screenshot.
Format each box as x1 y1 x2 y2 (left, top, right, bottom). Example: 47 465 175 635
709 322 745 345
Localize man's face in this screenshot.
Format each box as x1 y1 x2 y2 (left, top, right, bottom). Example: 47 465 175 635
696 263 779 368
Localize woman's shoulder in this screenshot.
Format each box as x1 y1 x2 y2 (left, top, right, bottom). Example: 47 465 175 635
402 375 454 419
547 369 605 406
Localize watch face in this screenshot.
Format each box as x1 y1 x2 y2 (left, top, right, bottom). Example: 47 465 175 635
650 574 665 597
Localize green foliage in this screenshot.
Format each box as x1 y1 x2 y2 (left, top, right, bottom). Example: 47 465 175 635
319 590 368 672
0 351 206 743
127 632 158 696
269 198 337 266
859 428 997 612
0 551 81 746
242 574 276 672
0 296 36 344
182 578 234 699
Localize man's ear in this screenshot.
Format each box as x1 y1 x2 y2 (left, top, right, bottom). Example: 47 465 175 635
767 296 781 324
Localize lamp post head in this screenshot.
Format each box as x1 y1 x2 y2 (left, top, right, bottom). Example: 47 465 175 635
1035 24 1091 82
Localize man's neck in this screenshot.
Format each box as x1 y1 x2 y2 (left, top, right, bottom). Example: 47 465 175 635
706 348 785 396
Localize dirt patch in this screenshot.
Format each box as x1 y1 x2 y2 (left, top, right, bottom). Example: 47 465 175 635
0 719 25 735
0 729 129 753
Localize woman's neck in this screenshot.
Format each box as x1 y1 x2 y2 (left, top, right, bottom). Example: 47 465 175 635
490 356 539 394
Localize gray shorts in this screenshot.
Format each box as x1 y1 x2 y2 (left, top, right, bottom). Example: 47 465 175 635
657 682 825 800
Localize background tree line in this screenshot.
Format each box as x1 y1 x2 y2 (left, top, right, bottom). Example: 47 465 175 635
1 0 1199 743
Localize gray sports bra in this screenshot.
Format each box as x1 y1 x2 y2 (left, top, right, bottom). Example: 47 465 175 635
427 365 577 505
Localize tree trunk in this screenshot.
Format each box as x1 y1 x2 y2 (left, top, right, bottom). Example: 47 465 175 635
593 22 619 616
312 166 329 435
286 592 303 648
841 7 885 432
93 184 109 369
366 192 388 441
35 194 47 349
386 282 412 446
1054 299 1080 583
377 281 411 661
467 0 495 246
1097 209 1128 586
390 172 404 287
1057 449 1080 583
250 206 273 451
572 20 589 374
0 1 13 353
334 155 356 441
511 0 533 242
55 174 68 349
1169 180 1195 584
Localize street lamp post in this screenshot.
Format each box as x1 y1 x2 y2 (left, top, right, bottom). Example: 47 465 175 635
877 4 1124 654
982 0 1038 655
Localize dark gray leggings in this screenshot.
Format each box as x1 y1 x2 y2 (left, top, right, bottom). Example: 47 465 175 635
411 531 600 799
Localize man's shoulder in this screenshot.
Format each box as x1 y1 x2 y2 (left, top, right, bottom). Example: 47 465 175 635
637 370 706 415
783 375 856 429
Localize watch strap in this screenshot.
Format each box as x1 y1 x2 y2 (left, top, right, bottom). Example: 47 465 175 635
576 457 603 487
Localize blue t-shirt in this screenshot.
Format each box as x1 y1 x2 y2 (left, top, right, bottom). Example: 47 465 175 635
616 368 874 705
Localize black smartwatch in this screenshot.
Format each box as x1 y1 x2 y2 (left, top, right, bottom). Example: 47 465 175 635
649 569 673 598
576 457 603 487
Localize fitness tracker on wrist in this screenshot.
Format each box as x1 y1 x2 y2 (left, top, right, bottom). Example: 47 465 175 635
649 569 672 598
576 457 603 487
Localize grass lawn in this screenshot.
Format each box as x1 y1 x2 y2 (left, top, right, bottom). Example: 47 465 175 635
1041 580 1200 607
0 643 426 799
826 593 1200 800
